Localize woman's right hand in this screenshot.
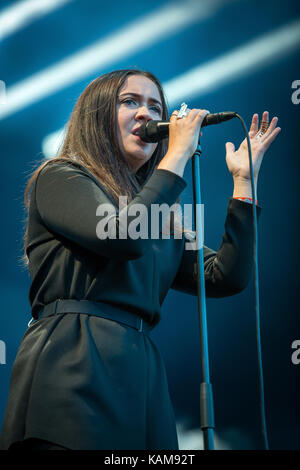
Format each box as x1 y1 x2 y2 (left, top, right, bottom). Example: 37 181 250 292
157 107 210 177
167 108 210 161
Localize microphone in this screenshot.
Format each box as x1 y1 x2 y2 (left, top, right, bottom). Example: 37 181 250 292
137 111 237 143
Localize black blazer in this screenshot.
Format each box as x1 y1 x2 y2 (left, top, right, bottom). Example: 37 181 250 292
25 160 261 325
0 160 261 450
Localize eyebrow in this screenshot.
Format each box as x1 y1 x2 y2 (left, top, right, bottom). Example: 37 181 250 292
118 92 162 108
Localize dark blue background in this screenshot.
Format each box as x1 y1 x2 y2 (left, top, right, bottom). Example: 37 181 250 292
0 0 299 450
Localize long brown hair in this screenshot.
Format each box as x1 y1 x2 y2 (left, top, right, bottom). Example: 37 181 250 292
21 69 170 267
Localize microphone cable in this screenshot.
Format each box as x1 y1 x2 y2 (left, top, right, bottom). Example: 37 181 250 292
139 111 270 449
234 113 269 450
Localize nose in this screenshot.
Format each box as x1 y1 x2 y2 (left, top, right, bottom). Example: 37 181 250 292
135 105 152 121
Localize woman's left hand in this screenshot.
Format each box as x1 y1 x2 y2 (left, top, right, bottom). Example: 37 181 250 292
225 111 281 183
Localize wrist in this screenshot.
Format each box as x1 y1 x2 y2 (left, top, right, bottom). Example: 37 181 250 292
157 152 189 178
233 177 257 199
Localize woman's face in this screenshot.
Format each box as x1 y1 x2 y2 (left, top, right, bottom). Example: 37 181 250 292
116 74 163 173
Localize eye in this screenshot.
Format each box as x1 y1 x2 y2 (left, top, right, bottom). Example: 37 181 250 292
120 98 162 115
150 105 162 114
122 98 138 106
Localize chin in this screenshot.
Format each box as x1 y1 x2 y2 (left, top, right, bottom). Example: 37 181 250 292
126 151 152 173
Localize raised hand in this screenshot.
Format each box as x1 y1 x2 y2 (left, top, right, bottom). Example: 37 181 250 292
225 111 281 183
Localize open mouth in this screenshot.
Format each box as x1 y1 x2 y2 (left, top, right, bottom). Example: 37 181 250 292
131 127 148 145
132 127 140 136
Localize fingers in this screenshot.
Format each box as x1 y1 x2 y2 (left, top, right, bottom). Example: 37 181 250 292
183 108 209 122
261 115 278 138
194 109 210 125
169 108 209 135
251 111 281 149
170 108 209 121
249 114 259 137
260 125 281 149
258 111 269 132
249 111 281 144
249 111 270 137
257 111 280 146
170 110 179 120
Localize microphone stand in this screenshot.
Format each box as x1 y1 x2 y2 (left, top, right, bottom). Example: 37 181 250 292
191 139 215 450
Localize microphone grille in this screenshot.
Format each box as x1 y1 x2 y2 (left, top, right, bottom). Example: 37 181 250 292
137 121 161 143
137 120 169 142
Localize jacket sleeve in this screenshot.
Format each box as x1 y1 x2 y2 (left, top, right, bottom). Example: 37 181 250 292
171 198 262 297
34 161 187 261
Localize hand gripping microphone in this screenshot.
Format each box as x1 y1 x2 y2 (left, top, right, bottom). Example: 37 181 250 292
137 111 237 143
